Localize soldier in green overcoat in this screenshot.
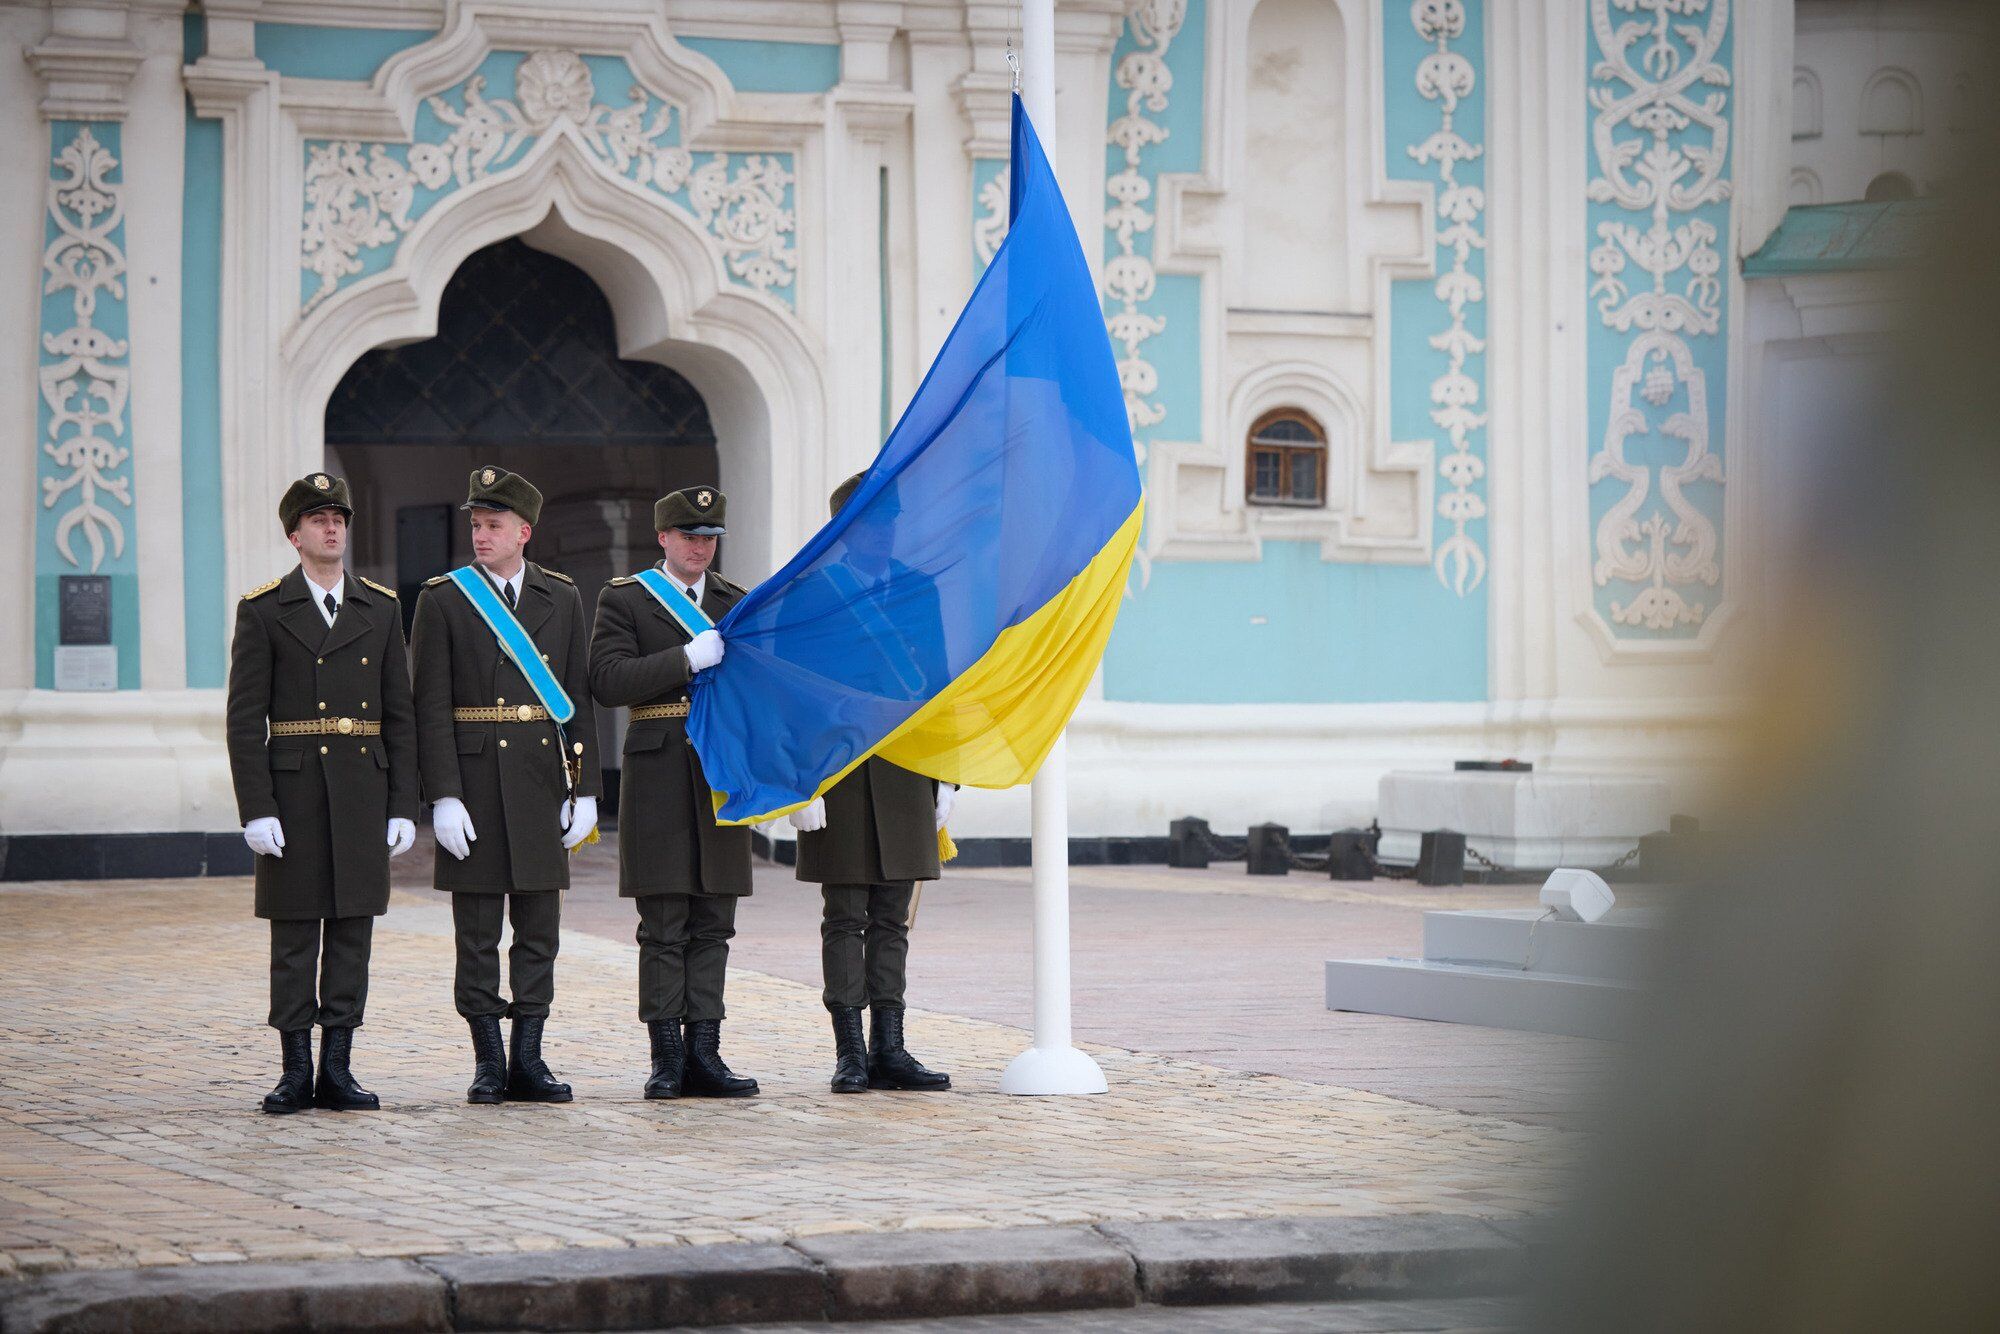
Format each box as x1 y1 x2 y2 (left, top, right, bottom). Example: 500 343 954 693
225 473 418 1114
589 485 759 1100
409 466 602 1105
788 473 955 1094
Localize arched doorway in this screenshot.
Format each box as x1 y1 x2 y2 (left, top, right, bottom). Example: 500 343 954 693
326 237 724 808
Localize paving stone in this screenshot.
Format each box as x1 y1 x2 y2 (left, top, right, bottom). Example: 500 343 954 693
0 1258 446 1334
420 1243 821 1331
790 1225 1137 1321
1096 1215 1525 1305
0 879 1571 1277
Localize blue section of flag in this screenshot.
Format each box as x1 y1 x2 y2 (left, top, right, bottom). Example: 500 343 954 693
447 567 576 725
688 95 1140 823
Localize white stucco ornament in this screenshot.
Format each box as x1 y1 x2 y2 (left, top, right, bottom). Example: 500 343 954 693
1408 0 1489 598
515 49 595 128
40 125 132 573
1586 0 1731 633
301 50 790 315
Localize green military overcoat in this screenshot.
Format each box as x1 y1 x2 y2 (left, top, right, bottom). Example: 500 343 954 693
796 757 942 886
588 571 753 897
409 562 602 894
225 569 419 920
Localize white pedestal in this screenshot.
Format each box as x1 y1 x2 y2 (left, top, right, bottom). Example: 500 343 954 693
1324 903 1665 1041
1376 769 1670 869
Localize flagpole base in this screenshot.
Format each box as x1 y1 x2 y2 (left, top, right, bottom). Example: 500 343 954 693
999 1044 1108 1096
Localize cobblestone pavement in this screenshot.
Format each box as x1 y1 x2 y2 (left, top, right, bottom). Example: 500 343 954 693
550 848 1617 1127
0 874 1571 1279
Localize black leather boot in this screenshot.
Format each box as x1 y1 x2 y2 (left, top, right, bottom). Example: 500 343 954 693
644 1020 685 1100
868 1005 951 1090
506 1015 573 1103
262 1028 314 1114
682 1019 758 1097
828 1006 869 1094
466 1015 506 1105
314 1026 380 1111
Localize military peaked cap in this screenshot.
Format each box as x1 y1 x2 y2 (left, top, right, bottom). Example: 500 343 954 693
461 465 543 524
280 472 353 532
830 471 866 518
655 485 727 535
829 471 901 520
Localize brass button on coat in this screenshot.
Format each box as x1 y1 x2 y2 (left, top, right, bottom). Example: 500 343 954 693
319 745 329 755
499 738 508 748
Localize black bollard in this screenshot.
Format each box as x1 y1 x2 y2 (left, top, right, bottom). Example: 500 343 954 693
1246 823 1290 876
1415 829 1466 886
1327 828 1375 880
1167 816 1211 869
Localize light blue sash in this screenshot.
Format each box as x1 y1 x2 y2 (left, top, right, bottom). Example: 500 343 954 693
447 566 575 725
633 568 715 638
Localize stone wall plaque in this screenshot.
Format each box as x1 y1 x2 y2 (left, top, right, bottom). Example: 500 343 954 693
59 574 111 645
54 644 117 691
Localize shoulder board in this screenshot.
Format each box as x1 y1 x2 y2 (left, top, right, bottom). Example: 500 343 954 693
542 567 575 585
424 574 453 587
240 578 281 601
359 576 398 599
609 575 638 586
711 575 746 596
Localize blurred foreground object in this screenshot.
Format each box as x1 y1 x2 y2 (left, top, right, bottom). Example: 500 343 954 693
1534 28 2000 1331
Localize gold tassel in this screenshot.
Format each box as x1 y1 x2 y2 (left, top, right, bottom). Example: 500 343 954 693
937 826 958 863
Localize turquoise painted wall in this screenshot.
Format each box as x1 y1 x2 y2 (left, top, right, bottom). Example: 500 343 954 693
971 155 1007 278
681 38 840 94
254 22 429 79
183 14 227 688
36 121 140 690
1100 1 1489 706
1583 3 1732 639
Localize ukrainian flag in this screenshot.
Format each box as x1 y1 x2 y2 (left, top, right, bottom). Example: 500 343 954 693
688 93 1142 825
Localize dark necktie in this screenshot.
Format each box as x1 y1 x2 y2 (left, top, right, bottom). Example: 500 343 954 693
502 582 516 610
686 586 698 605
323 592 338 620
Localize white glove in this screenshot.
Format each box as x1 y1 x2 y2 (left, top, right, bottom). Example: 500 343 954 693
684 629 725 672
244 816 285 859
432 796 476 861
934 784 956 831
386 817 416 858
788 797 827 832
561 795 598 850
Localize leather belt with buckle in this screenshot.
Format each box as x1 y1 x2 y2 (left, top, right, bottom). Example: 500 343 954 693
270 718 381 737
454 705 553 723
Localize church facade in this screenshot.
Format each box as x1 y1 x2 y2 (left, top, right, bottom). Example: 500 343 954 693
0 0 1955 853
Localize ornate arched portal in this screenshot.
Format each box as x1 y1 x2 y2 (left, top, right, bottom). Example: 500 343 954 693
325 236 722 618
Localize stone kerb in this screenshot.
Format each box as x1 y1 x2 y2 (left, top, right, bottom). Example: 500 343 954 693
0 1215 1529 1332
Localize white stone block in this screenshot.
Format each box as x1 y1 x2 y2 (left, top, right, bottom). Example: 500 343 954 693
1376 770 1671 869
1540 868 1615 923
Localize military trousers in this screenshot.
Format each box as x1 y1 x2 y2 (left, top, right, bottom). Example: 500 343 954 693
635 893 737 1024
269 916 374 1031
452 892 561 1019
820 882 914 1011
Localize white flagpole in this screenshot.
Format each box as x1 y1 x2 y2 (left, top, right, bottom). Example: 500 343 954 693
1000 0 1108 1097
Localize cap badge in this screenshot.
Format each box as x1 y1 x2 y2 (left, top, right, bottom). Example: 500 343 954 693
481 468 497 486
696 489 713 508
312 474 330 491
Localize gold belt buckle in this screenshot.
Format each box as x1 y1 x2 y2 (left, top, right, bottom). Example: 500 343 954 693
516 704 534 722
336 717 355 735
